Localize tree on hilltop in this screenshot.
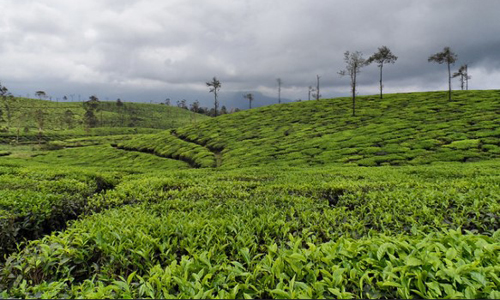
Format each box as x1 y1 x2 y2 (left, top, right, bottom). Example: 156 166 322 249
243 93 254 109
452 64 471 91
339 51 367 116
428 47 458 101
367 46 398 99
220 105 228 115
35 91 46 100
177 99 188 110
190 100 200 113
206 77 221 117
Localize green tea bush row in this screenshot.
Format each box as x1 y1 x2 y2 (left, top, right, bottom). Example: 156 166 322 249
1 159 499 298
29 145 190 171
0 165 122 258
1 205 498 299
116 132 216 168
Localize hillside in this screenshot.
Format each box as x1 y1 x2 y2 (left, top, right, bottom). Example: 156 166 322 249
0 97 208 143
124 90 499 168
0 90 499 298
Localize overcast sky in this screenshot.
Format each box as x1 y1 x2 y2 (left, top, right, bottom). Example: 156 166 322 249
1 0 499 108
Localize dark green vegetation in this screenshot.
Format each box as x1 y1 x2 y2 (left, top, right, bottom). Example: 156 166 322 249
0 90 499 298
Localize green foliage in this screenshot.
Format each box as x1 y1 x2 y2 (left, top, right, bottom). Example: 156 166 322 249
168 90 500 168
0 161 499 298
30 145 190 171
116 131 216 168
1 90 500 298
0 166 123 258
0 97 208 143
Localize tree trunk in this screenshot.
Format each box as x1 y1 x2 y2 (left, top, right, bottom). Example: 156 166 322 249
278 85 281 104
379 63 383 99
316 75 320 101
465 65 469 91
447 62 452 101
214 92 218 117
352 73 356 116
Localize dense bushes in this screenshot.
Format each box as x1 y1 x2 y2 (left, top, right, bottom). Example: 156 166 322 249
0 161 499 298
171 90 500 168
116 131 216 168
0 166 122 258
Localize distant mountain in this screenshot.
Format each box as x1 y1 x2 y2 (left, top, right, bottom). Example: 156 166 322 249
218 91 293 110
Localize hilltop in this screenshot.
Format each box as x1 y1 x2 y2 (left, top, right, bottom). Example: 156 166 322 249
117 90 500 168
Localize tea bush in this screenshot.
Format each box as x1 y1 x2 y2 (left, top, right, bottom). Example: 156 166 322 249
0 161 499 298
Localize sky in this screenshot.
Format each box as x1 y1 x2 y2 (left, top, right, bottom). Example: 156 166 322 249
1 0 500 109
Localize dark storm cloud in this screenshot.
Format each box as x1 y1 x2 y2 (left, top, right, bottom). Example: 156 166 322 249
0 0 499 108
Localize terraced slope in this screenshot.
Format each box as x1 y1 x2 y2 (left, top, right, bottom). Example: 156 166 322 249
115 131 217 168
0 97 208 143
166 90 500 168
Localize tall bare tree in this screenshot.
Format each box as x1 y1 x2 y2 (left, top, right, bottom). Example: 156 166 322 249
367 46 398 99
452 64 471 91
428 47 458 101
243 93 254 109
339 51 367 116
276 78 282 104
206 77 221 117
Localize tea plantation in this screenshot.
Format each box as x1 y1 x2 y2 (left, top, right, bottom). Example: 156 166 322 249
168 90 498 168
0 97 207 144
0 91 499 299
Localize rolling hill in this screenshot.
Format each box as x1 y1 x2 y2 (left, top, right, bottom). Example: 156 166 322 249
0 97 208 143
117 90 500 168
0 90 499 299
